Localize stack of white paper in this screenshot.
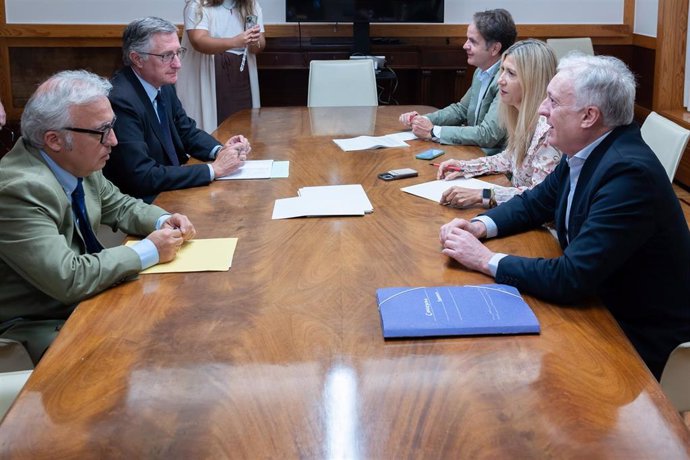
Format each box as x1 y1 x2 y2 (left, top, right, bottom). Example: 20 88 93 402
401 178 502 203
272 184 373 219
217 160 290 180
333 131 417 151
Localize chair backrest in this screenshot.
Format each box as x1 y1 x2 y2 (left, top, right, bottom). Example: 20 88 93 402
640 111 690 181
0 338 34 420
546 37 594 61
308 60 378 107
660 341 690 412
0 370 32 420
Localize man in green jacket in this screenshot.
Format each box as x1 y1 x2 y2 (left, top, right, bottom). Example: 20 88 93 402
0 70 195 361
399 9 516 154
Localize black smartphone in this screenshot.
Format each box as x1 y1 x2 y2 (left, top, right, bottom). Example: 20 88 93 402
378 168 419 181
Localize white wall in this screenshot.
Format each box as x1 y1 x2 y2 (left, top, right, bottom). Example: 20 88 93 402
5 0 625 25
634 0 658 37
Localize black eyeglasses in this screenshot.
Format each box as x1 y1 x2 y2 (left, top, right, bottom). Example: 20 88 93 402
63 116 117 145
139 48 187 65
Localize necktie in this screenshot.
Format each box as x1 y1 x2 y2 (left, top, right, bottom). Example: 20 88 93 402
155 91 180 166
72 178 103 254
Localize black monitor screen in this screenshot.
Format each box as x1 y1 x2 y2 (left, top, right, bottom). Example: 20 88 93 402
286 0 444 23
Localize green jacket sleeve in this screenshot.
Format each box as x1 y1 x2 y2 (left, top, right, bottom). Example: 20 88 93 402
425 69 507 149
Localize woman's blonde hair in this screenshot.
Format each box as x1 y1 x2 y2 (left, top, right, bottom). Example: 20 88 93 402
498 39 557 166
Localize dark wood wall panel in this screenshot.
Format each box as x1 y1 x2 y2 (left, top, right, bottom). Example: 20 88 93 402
5 43 654 115
629 46 656 111
9 46 121 107
256 39 472 109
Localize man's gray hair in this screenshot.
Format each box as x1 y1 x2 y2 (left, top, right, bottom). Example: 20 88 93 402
122 16 178 65
20 70 112 148
557 54 636 128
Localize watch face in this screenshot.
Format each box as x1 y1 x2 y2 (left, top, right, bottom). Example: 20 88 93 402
482 189 491 199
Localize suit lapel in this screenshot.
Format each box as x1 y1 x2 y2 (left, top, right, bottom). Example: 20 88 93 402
466 69 481 125
560 125 630 243
22 142 91 250
476 70 499 121
123 68 179 165
551 157 570 247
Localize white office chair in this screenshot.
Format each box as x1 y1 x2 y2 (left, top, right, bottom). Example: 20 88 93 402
0 338 34 420
307 60 378 107
640 111 690 181
660 342 690 412
546 37 594 61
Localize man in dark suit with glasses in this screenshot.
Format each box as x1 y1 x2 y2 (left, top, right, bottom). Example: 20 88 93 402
104 16 251 203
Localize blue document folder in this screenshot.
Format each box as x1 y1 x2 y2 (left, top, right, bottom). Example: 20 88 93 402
376 284 540 338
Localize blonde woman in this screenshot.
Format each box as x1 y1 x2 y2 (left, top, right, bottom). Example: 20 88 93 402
177 0 265 132
437 39 561 208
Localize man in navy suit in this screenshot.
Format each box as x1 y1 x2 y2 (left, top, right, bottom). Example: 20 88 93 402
104 17 251 203
439 54 690 379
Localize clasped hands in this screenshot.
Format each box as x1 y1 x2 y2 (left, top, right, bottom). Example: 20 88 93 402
242 26 261 48
435 158 483 209
439 218 493 275
399 110 434 140
146 213 196 263
212 135 251 178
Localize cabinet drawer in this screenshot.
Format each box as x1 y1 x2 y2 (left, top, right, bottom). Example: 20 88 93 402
421 49 467 69
257 52 307 69
383 51 419 69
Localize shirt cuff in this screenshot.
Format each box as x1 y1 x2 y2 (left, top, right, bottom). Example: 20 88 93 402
130 238 159 270
471 215 498 238
208 145 222 180
432 125 442 142
156 214 171 230
488 253 507 277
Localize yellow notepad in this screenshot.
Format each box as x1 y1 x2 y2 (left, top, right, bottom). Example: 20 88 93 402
126 238 238 274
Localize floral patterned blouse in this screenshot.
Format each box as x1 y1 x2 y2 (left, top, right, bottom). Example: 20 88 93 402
458 116 562 204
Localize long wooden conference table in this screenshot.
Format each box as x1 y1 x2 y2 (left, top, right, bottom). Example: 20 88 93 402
1 106 689 458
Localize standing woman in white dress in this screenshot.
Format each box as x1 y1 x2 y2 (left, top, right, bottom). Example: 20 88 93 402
178 0 265 133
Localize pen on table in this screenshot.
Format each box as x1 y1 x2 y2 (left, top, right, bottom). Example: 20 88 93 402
431 163 462 172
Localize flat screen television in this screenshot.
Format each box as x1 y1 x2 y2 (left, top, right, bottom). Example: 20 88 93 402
286 0 444 53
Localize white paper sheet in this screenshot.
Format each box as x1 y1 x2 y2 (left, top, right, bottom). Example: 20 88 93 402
401 178 501 203
272 184 373 219
299 184 373 213
333 131 416 151
272 197 367 219
387 131 417 142
217 160 274 180
271 161 290 178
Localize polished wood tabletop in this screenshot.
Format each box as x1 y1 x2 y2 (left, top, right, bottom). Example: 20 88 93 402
1 106 689 458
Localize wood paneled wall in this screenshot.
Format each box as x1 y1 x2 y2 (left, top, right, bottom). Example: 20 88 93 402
7 1 690 186
0 23 636 120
